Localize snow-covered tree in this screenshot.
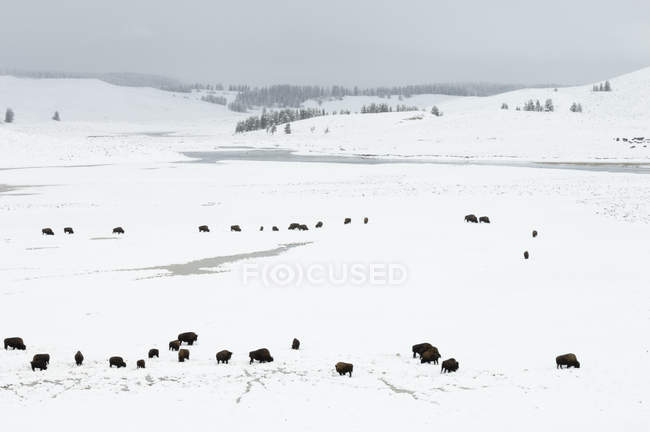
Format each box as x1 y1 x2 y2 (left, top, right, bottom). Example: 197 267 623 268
284 123 291 134
501 103 509 110
52 111 61 121
544 99 554 112
270 124 277 134
604 80 612 92
5 108 14 123
431 105 442 116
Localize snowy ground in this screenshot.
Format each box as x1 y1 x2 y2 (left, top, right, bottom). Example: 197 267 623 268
0 71 649 431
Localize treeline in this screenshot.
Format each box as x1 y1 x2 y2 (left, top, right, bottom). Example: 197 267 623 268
235 108 327 133
200 94 227 105
360 103 420 114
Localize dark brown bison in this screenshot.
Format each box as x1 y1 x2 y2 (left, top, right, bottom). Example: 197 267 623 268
178 349 190 362
464 214 478 223
198 225 210 233
420 348 441 365
148 349 159 359
4 337 26 350
42 228 54 235
315 221 323 228
31 359 48 371
441 358 459 373
216 350 232 364
33 354 50 365
249 348 273 364
75 351 84 366
479 216 490 223
292 338 300 350
412 343 434 358
169 340 181 351
364 217 369 224
288 223 301 230
178 332 198 345
556 353 580 369
298 224 309 231
109 356 126 368
335 362 353 377
137 359 146 369
64 227 74 234
259 226 264 231
344 218 351 225
524 251 529 259
272 226 279 231
112 227 125 234
230 225 241 232
532 230 538 238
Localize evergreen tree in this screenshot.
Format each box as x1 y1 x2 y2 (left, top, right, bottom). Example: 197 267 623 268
431 106 441 116
5 108 14 123
604 80 612 91
599 83 604 91
284 123 291 134
270 124 277 134
52 111 60 121
501 103 509 110
544 99 554 112
535 100 542 112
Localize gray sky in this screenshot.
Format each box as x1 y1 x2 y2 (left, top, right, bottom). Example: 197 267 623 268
1 0 649 86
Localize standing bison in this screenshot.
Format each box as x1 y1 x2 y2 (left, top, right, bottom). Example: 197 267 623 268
42 228 54 235
292 338 300 350
148 349 159 359
31 359 48 371
556 353 580 369
178 332 198 346
335 362 353 377
4 337 26 350
178 349 190 362
64 227 74 234
33 354 50 365
288 223 301 230
344 218 351 225
441 358 459 373
364 217 369 224
479 216 490 223
315 221 323 228
532 230 538 238
109 356 126 368
420 348 441 365
169 340 181 351
137 359 146 369
412 343 434 358
464 214 478 223
198 225 210 233
524 251 529 260
249 348 273 364
230 225 242 232
75 351 84 366
272 226 279 231
216 350 232 364
112 227 125 234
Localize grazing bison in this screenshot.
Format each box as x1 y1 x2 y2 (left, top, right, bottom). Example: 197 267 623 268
169 340 181 351
292 338 300 350
109 356 126 368
556 353 580 369
249 348 273 364
64 227 74 234
42 228 54 235
288 223 301 230
216 350 232 364
479 216 490 223
298 224 309 231
178 349 190 363
412 343 434 358
112 227 125 234
441 358 459 373
335 362 353 377
75 351 84 366
31 359 48 371
230 225 241 232
178 332 198 346
315 221 323 228
420 348 441 365
364 217 369 224
272 226 279 231
148 349 159 359
137 359 146 369
344 218 351 225
524 251 529 260
532 230 538 238
33 354 50 365
464 214 478 223
4 337 26 350
198 225 210 233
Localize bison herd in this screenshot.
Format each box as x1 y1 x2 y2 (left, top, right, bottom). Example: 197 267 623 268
464 214 539 260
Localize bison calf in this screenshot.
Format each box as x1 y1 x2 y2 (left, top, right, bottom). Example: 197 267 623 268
198 225 210 233
178 349 190 362
420 348 441 365
249 348 273 364
441 358 459 373
112 227 125 234
75 351 84 366
178 332 198 345
109 356 126 368
42 228 54 235
556 353 580 369
148 349 159 359
64 227 74 234
216 350 232 364
4 337 26 350
169 340 181 351
31 359 48 371
464 214 478 223
292 338 300 350
335 362 353 377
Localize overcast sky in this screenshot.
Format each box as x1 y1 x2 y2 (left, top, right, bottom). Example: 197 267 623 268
1 0 649 86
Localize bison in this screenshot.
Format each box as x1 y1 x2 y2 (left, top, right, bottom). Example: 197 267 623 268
230 225 241 232
364 217 369 224
532 230 538 238
4 337 26 350
178 349 190 362
216 350 232 364
272 226 279 231
420 348 441 365
137 359 146 369
109 356 126 368
464 214 478 223
441 358 459 373
112 227 125 234
335 362 353 377
169 340 181 351
292 338 300 350
148 349 159 359
344 218 351 225
315 221 323 228
198 225 210 233
412 343 434 358
524 251 529 260
249 348 273 364
556 353 580 369
42 228 54 235
288 223 301 230
64 227 74 234
298 224 309 231
259 226 264 231
31 359 48 371
75 351 84 366
178 332 198 346
479 216 490 223
33 354 50 365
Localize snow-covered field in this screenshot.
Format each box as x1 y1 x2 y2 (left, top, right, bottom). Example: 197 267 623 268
0 70 649 431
